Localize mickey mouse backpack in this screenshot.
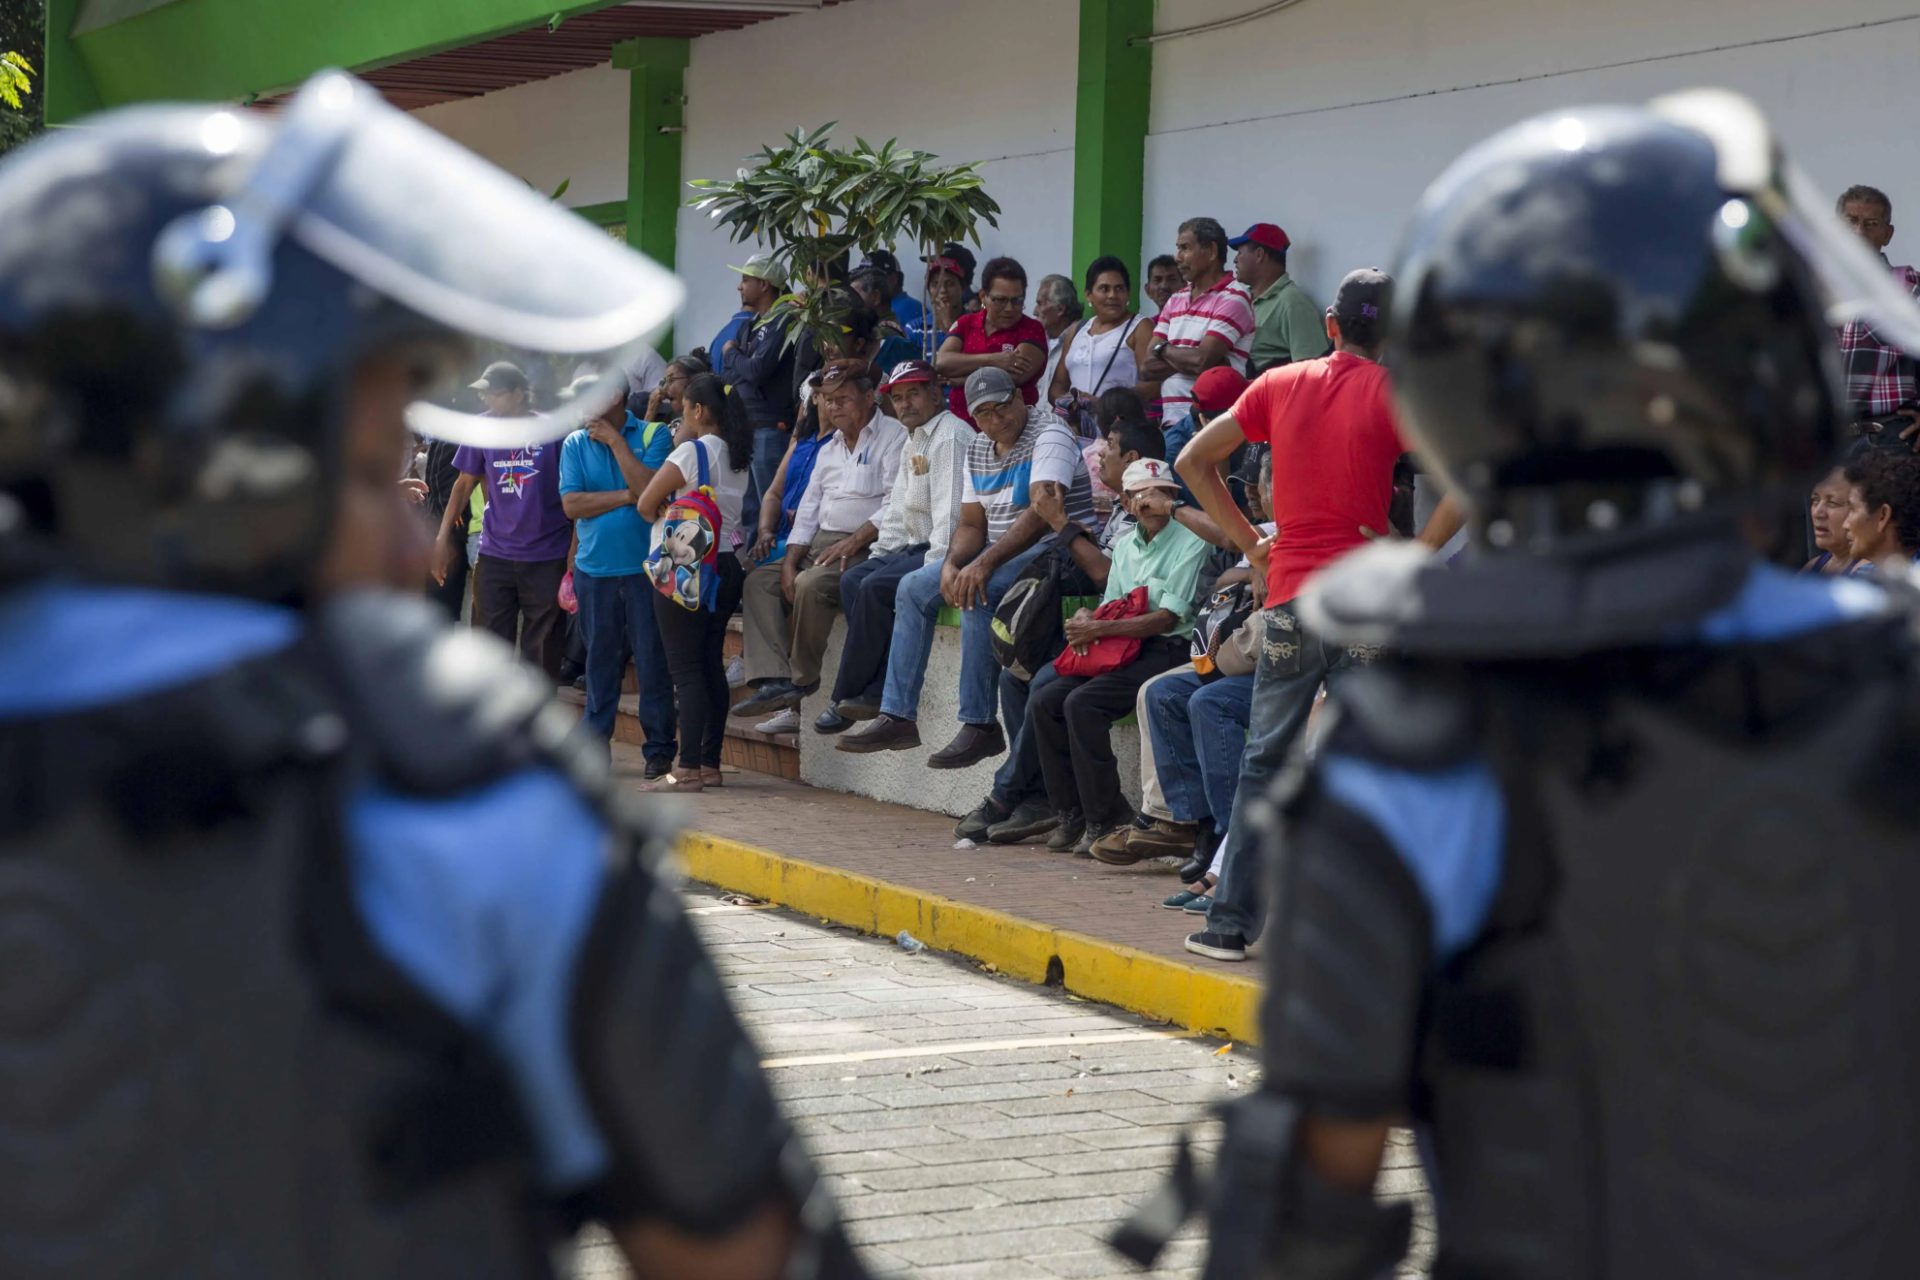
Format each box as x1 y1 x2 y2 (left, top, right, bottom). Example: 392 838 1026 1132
646 438 726 612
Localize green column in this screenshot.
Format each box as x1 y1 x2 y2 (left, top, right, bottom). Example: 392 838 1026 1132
614 36 689 354
1072 0 1154 281
45 0 104 125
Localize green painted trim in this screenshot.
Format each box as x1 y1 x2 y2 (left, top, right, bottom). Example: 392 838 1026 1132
571 200 627 228
619 37 687 355
46 0 105 124
1072 0 1154 285
610 36 689 73
58 0 629 119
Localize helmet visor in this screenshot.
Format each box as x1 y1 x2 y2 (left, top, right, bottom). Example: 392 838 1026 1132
1652 87 1920 358
1766 164 1920 359
277 73 678 447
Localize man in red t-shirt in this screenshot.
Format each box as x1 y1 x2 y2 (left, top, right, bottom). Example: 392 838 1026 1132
1172 268 1462 962
934 256 1048 427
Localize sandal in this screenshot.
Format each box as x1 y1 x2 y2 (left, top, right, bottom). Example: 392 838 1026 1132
701 766 725 788
638 772 704 794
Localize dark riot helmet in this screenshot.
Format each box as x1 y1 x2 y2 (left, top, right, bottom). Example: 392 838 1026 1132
0 71 679 600
1390 89 1920 551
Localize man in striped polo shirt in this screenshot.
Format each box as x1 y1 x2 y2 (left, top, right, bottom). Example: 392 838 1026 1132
839 367 1096 766
1140 216 1255 420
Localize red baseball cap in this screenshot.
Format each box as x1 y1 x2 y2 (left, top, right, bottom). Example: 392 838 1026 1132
925 256 966 283
880 359 936 392
1192 366 1251 414
1228 223 1292 254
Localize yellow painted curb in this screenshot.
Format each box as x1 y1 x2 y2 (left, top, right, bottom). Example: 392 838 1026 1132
679 831 1264 1044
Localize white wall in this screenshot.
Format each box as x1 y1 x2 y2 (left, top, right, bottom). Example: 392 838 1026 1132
414 63 629 207
674 0 1078 352
1145 0 1920 307
412 0 1920 353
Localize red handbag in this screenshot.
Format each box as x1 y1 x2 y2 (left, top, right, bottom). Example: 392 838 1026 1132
1053 586 1150 677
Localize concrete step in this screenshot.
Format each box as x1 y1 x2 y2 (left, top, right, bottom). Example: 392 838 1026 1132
557 676 800 781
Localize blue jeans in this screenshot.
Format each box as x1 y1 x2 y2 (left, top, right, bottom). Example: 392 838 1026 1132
739 425 791 534
1145 669 1256 825
881 543 1046 725
1206 602 1369 942
574 568 676 765
989 662 1056 806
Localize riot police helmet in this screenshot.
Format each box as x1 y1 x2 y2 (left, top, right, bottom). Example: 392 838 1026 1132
0 71 679 600
1391 89 1920 551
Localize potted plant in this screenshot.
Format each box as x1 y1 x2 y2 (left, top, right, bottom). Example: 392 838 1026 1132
688 124 1000 353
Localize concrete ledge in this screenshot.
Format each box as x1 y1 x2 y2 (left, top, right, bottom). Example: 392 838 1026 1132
798 618 1142 818
679 830 1261 1043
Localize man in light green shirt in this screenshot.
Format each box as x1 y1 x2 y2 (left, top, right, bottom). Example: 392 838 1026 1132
1231 222 1333 373
1025 456 1216 853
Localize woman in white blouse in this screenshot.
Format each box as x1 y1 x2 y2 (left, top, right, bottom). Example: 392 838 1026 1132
1047 255 1159 439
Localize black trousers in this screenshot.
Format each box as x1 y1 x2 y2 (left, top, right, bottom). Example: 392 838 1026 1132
652 553 747 770
830 546 929 704
474 553 568 678
425 525 469 621
1030 636 1190 831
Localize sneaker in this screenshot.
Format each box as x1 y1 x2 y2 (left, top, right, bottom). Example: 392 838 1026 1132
731 681 793 719
1089 822 1146 866
1161 888 1204 910
813 708 854 735
955 795 1012 841
1183 894 1214 914
986 798 1061 845
1071 827 1101 859
1127 817 1200 858
725 656 747 688
1184 930 1248 961
836 713 921 753
835 697 882 722
643 757 673 781
754 708 802 735
927 722 1007 770
1045 811 1086 853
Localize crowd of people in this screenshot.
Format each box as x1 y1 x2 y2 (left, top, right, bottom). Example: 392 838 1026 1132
412 184 1920 965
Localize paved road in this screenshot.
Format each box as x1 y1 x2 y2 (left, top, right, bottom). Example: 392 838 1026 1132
573 884 1433 1279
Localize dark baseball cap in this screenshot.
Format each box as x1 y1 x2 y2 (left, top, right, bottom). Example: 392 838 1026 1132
1332 268 1392 330
469 360 530 393
880 359 936 391
856 249 903 277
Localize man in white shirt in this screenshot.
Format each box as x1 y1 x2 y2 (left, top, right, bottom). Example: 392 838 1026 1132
732 360 907 730
817 360 972 734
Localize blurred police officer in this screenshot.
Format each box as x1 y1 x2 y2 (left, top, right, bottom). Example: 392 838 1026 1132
1124 90 1920 1280
0 72 866 1280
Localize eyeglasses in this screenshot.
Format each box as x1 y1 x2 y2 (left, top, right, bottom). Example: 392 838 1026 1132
984 293 1025 308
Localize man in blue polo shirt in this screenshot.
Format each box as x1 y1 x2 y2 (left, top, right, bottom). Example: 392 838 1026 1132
559 395 678 775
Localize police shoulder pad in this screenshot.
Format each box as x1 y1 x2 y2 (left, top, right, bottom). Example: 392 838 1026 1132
314 591 561 795
1325 662 1478 772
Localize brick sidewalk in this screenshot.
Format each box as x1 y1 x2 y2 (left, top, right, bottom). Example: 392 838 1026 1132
608 744 1231 972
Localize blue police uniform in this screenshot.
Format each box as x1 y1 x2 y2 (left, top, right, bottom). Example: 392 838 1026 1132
0 583 613 1191
1320 563 1888 966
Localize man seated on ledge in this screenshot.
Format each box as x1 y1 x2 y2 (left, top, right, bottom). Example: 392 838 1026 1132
837 365 1095 766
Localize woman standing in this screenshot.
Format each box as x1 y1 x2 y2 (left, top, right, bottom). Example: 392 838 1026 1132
1048 256 1158 439
934 256 1048 427
636 373 753 792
